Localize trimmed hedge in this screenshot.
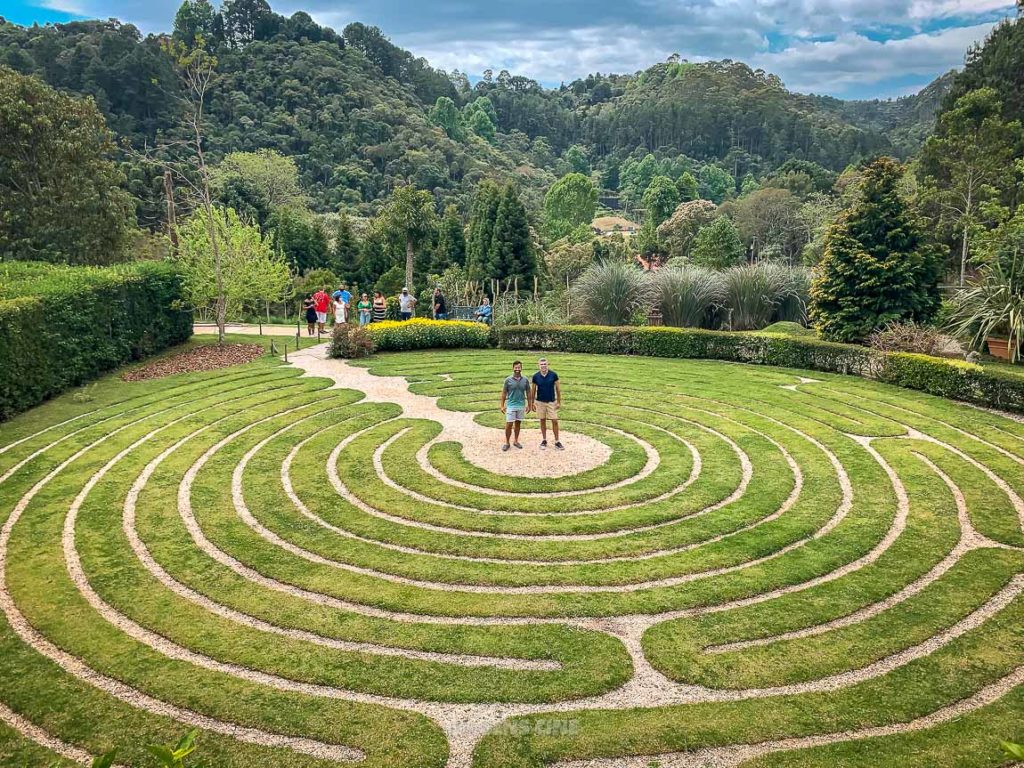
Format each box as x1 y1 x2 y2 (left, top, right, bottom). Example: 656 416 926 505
362 318 492 353
0 261 193 420
496 325 1024 414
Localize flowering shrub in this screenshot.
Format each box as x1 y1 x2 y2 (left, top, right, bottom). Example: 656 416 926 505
367 318 491 352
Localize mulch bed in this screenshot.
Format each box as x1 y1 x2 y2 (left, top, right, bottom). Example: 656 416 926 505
121 343 266 382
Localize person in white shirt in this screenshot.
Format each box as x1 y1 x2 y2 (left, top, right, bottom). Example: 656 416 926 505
398 287 417 320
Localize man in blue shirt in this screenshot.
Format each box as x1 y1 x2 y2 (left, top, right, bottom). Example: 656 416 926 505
529 357 562 450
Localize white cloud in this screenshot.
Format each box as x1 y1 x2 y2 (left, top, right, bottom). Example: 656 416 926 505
907 0 1010 19
749 22 997 92
37 0 89 14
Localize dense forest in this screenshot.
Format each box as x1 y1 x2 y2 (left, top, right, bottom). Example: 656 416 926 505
1 0 1022 344
0 0 946 220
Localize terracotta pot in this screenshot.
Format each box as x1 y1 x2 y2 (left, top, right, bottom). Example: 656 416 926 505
986 336 1011 361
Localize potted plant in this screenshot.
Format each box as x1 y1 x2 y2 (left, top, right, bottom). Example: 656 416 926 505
947 253 1023 363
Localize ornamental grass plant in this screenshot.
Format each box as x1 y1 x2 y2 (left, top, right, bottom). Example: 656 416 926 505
648 264 723 328
571 260 653 326
720 262 808 331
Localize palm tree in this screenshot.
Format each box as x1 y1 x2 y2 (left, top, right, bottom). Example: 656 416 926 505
380 185 437 292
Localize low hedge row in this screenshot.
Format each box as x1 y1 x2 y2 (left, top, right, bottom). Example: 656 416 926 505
496 325 1024 414
0 261 193 420
363 318 492 353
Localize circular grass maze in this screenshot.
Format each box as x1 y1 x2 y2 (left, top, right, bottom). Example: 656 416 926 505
1 346 1023 768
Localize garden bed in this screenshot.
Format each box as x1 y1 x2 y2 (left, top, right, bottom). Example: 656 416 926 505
121 343 265 381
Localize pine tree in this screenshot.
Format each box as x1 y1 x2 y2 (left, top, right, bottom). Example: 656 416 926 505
432 205 466 273
811 157 944 342
487 184 534 283
466 181 501 279
328 213 360 282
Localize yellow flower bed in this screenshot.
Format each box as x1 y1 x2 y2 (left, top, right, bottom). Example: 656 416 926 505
366 318 492 351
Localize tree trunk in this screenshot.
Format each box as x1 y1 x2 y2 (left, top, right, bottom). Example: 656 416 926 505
405 236 414 294
960 225 969 288
164 170 177 253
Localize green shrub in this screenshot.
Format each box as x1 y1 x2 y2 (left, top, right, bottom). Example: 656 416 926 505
366 319 491 352
328 323 375 358
0 261 192 420
761 321 815 337
497 325 1024 413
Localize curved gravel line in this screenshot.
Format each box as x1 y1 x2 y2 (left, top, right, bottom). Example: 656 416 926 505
0 408 364 763
0 699 122 767
706 451 1012 654
413 424 662 498
551 662 1024 768
367 418 726 519
123 407 557 671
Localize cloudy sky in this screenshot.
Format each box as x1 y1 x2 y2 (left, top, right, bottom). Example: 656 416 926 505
3 0 1016 99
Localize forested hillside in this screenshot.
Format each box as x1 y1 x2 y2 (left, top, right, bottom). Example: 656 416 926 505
0 13 553 220
0 2 924 220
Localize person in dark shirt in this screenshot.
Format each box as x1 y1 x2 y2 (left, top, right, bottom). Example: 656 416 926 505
530 357 562 450
433 288 447 320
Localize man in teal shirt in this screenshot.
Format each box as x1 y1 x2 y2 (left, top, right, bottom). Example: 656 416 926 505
499 360 532 452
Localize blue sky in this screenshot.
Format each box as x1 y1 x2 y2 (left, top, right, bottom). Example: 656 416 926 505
2 0 1015 99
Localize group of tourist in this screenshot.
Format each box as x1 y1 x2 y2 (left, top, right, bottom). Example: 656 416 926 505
301 284 495 335
302 284 385 335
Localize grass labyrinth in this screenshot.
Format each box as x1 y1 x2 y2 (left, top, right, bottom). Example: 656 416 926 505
1 345 1023 768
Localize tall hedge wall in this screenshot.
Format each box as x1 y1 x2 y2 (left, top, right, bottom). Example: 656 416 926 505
0 261 193 420
497 325 1024 415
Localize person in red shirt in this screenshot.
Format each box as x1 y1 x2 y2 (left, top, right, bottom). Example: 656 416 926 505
312 287 331 334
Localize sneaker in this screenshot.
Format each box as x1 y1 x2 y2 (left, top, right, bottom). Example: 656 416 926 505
540 440 548 450
502 444 510 452
513 442 523 449
554 441 564 450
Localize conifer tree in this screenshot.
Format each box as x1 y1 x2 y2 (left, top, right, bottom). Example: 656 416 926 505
329 213 360 282
487 184 535 283
466 181 501 279
811 157 944 342
357 225 393 287
432 205 466 273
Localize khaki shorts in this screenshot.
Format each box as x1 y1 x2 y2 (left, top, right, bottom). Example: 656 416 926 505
535 401 559 420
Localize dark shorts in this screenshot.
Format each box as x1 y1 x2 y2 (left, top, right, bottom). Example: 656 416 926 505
400 312 413 321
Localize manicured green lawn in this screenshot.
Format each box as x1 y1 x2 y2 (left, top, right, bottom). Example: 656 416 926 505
0 342 1021 767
